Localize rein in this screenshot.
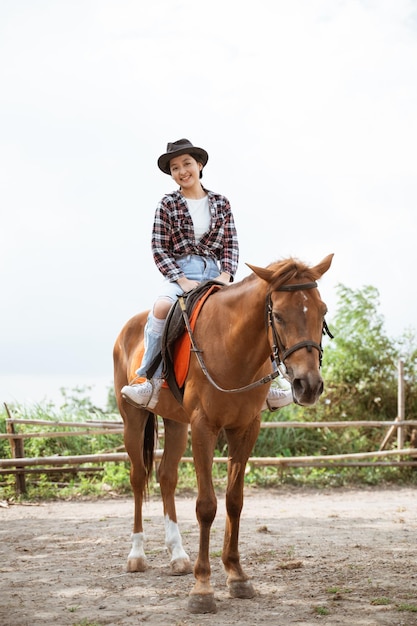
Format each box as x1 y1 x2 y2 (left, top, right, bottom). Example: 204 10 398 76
178 280 333 395
178 296 278 393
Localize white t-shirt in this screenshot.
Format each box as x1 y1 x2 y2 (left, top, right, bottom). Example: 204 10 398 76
186 196 211 243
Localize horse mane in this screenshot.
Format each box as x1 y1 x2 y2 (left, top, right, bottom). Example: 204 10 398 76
267 257 316 290
240 257 319 291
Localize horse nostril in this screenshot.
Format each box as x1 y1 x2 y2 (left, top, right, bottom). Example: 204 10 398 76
292 376 324 402
292 379 303 397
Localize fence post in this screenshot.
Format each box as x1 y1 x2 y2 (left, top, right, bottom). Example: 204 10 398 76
397 360 405 451
4 403 27 495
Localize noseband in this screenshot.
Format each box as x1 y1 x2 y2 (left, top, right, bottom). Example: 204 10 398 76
267 281 333 373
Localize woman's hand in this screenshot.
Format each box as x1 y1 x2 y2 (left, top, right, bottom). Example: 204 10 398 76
177 277 200 293
217 272 231 285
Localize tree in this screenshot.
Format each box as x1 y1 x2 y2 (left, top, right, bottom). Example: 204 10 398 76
282 283 417 425
261 283 417 457
320 284 399 422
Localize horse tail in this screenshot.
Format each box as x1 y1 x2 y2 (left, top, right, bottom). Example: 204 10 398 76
143 411 157 496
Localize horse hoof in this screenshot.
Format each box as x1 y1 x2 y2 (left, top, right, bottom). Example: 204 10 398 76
228 580 256 599
170 557 193 576
126 557 148 573
188 592 217 614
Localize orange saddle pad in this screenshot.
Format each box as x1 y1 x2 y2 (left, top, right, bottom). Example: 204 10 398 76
133 285 218 389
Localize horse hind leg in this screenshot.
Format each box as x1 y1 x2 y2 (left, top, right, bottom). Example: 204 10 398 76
123 407 156 573
159 419 192 575
127 532 147 573
164 515 192 575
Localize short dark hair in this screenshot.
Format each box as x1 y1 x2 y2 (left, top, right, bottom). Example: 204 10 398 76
190 153 204 179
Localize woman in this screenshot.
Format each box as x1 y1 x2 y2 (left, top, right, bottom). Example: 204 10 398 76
121 138 292 410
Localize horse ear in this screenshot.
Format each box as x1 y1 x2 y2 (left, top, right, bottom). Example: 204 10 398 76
246 263 275 282
312 254 334 279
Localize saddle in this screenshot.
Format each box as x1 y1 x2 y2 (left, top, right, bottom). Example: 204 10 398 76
146 280 224 404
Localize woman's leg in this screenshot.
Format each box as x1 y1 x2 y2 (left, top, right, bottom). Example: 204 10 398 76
121 297 174 409
135 299 172 379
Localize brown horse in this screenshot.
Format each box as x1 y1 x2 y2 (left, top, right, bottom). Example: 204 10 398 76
113 253 333 614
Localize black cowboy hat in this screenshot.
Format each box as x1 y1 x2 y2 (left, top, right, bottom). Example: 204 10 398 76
157 138 209 175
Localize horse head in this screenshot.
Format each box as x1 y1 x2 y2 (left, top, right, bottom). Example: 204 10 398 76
247 254 334 406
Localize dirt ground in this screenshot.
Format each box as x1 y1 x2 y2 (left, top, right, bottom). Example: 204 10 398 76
1 486 416 626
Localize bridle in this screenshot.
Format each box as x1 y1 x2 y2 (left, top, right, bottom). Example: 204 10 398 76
267 281 333 379
179 280 333 394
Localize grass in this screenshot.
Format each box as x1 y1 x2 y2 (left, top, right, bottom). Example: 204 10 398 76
397 603 417 613
210 550 222 558
370 597 391 605
4 459 417 503
314 606 330 616
2 390 417 502
327 586 353 595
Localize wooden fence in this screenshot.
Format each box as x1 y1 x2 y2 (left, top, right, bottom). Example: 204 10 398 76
2 410 417 495
1 360 416 494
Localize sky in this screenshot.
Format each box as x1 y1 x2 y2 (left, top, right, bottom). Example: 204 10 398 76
1 0 416 408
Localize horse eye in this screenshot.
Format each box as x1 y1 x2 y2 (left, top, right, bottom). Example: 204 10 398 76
273 312 283 324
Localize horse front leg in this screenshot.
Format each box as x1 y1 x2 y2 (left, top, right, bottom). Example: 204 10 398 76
222 419 260 599
122 406 156 573
187 419 219 614
158 418 192 575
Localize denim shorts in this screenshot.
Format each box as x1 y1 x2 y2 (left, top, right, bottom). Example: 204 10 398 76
156 254 220 302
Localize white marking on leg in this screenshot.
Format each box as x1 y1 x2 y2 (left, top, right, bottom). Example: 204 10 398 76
128 532 146 561
165 515 189 562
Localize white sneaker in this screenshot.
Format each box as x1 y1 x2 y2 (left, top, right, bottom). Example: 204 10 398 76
262 387 293 411
121 379 163 409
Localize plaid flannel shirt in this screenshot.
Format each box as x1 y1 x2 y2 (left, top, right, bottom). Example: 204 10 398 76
151 188 239 282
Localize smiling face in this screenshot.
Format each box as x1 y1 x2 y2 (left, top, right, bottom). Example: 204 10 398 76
169 153 203 194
